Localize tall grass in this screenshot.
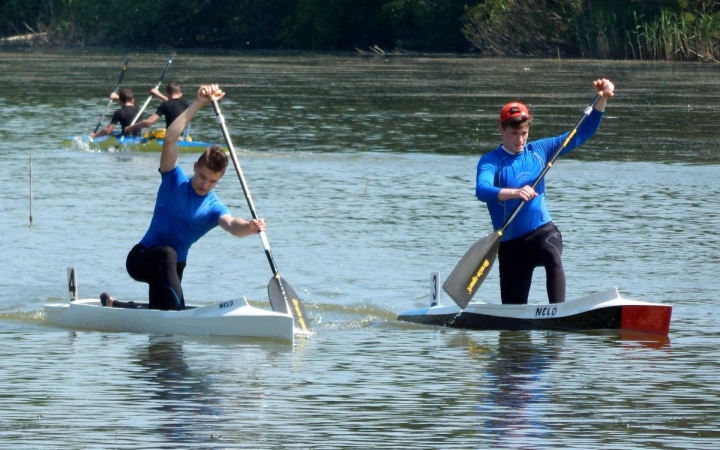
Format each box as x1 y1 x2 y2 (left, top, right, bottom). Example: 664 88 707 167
571 8 720 61
466 2 720 62
625 11 720 62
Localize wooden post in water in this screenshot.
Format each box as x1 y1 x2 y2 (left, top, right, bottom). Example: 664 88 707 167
29 154 33 227
557 47 562 70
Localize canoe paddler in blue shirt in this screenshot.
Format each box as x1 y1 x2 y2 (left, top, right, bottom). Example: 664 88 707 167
475 78 615 305
101 84 266 310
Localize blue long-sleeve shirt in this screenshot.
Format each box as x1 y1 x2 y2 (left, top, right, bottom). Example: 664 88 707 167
475 108 604 241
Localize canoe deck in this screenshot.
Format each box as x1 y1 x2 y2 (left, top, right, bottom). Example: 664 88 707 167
397 287 672 336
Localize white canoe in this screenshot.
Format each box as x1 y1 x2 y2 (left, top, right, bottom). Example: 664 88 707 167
397 274 672 336
43 268 295 342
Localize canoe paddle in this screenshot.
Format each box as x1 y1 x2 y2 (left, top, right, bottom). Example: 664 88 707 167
130 52 176 127
442 94 603 309
207 93 310 332
93 55 130 133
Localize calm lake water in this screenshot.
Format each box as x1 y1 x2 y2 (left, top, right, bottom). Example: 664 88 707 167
1 48 719 449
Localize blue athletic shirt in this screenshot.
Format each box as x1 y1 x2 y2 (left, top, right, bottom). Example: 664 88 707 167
476 108 603 241
140 165 230 262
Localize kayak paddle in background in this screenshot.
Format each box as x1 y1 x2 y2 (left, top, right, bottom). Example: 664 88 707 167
207 91 310 332
93 55 130 133
130 52 176 126
442 94 603 309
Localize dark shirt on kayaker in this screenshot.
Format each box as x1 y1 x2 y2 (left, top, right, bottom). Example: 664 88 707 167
155 98 190 128
111 105 142 136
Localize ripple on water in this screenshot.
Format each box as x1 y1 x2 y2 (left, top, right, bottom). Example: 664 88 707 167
1 51 719 449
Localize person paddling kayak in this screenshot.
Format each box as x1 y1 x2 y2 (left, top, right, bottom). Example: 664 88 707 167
123 82 189 136
90 88 142 139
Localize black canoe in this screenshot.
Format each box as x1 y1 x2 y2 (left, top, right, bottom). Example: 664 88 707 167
397 287 672 335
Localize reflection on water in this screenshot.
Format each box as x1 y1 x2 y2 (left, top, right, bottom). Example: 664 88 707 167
131 337 220 447
609 330 671 350
479 331 562 438
450 331 563 442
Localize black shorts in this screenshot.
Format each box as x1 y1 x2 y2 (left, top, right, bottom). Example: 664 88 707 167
497 222 565 304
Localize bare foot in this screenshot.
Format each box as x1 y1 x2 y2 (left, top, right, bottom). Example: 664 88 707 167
100 292 116 307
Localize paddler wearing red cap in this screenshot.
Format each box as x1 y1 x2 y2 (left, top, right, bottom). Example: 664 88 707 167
475 78 615 305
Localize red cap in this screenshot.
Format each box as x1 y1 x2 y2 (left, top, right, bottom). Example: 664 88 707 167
500 102 530 124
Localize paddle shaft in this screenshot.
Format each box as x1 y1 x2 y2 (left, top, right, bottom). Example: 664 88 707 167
498 94 601 234
210 100 276 269
208 98 310 331
93 56 130 133
130 52 176 127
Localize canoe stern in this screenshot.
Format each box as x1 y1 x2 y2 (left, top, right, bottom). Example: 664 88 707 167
397 287 672 336
620 304 672 335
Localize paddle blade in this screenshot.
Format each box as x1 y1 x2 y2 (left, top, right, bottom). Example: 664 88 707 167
442 231 502 309
268 277 310 331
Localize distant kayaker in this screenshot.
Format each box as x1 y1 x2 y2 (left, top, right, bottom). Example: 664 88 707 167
101 84 266 310
90 88 142 138
475 78 615 305
123 82 189 135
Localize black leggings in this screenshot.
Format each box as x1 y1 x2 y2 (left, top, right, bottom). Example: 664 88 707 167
497 222 565 305
126 243 186 310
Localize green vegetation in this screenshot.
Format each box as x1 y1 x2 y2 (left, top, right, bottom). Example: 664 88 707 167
464 0 720 61
2 0 719 61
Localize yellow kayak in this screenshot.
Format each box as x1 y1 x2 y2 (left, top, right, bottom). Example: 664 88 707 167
62 131 222 153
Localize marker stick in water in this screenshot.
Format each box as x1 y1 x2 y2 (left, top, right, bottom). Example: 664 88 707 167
29 154 33 227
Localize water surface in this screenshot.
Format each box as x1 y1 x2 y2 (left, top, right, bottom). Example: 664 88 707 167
0 49 719 449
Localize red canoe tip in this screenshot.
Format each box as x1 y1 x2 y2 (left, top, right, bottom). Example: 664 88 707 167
620 305 672 336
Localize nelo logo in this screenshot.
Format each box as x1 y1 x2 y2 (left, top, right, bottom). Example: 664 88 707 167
535 306 557 317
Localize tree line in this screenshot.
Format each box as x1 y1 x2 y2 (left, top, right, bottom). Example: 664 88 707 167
2 0 719 61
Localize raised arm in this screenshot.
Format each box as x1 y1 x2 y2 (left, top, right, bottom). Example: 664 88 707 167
150 87 168 102
160 84 225 172
593 78 615 112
